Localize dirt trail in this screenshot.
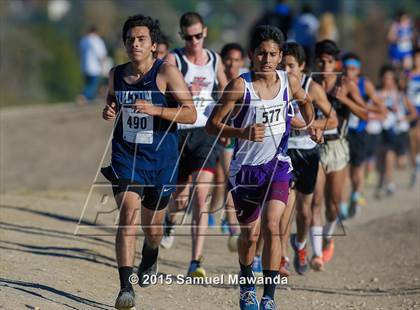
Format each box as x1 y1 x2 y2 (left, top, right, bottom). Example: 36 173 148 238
0 104 419 309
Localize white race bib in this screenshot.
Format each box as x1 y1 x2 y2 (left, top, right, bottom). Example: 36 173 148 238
256 105 286 137
122 107 153 144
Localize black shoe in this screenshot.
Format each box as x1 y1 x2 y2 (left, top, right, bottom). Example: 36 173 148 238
114 287 135 309
137 260 158 288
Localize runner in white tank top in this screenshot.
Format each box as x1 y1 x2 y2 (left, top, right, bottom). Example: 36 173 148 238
207 25 314 309
161 12 228 279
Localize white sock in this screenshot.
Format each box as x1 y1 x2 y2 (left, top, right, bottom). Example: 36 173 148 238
296 239 307 250
323 220 337 240
310 226 323 257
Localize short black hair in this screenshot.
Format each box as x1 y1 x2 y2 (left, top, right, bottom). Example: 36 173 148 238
180 12 204 29
315 39 340 60
249 25 284 53
379 64 395 79
221 43 245 59
122 14 161 44
342 52 360 63
282 42 306 65
413 47 420 56
157 33 170 48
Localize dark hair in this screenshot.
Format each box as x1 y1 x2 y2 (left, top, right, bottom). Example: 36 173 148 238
315 39 340 59
249 25 284 52
301 4 313 14
413 47 420 56
282 42 306 65
88 25 97 33
157 33 170 48
342 52 360 63
180 12 204 29
379 64 395 79
122 14 161 44
221 43 245 59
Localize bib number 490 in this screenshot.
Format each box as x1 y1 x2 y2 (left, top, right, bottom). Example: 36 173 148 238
127 115 148 129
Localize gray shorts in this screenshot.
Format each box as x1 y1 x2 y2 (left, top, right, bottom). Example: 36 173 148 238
319 138 349 173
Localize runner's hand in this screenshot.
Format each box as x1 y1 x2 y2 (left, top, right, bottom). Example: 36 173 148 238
219 137 231 147
309 127 324 144
133 99 159 116
244 123 265 142
103 102 116 120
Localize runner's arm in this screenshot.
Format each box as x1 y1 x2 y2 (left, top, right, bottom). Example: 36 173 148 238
309 81 338 130
103 67 117 121
364 79 388 120
206 78 265 141
403 95 418 122
339 79 369 120
288 72 314 126
164 52 177 66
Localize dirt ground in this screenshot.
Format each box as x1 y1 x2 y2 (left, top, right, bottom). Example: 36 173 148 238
0 104 419 309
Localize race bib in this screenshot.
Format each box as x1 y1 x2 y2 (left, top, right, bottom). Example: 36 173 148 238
256 105 285 137
122 107 153 144
348 112 359 129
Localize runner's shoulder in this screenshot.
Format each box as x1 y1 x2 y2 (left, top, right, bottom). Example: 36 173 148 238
225 76 245 98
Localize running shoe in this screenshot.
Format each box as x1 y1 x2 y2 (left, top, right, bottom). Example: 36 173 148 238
221 218 230 235
322 239 335 263
338 202 349 220
290 233 309 275
260 296 277 310
239 284 259 310
114 287 135 310
310 255 324 271
187 258 206 278
137 260 158 288
349 193 366 218
251 256 262 275
279 256 291 277
386 182 396 197
208 213 216 228
160 216 175 249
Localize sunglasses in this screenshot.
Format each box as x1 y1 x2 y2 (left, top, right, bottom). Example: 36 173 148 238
180 32 204 41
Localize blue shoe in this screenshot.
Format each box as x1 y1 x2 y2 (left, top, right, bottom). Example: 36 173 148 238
252 256 262 275
260 296 277 310
239 284 259 310
339 202 349 220
187 259 206 278
221 218 230 235
208 214 216 228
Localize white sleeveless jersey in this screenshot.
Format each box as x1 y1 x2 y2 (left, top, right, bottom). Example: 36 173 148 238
230 70 293 177
288 74 317 150
172 48 219 129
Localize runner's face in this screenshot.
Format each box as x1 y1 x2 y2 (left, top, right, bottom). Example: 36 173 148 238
283 55 304 77
251 40 282 72
382 71 396 89
181 23 207 51
345 65 360 79
223 49 244 77
125 26 156 63
156 43 168 60
316 54 336 73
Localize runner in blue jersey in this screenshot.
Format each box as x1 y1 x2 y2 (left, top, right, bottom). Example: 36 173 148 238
101 14 196 310
342 52 387 218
